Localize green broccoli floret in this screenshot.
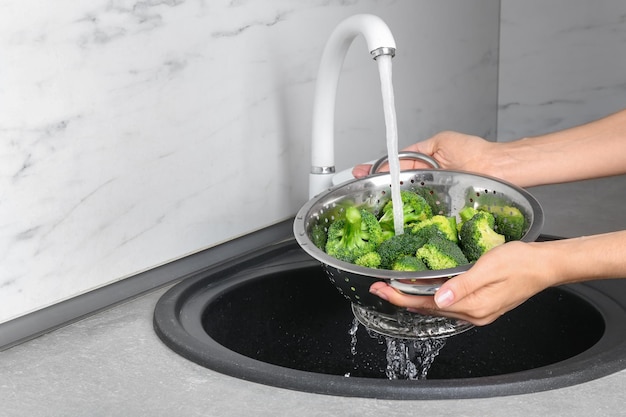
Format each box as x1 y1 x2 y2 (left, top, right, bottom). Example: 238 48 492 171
375 232 428 269
354 251 382 268
459 205 479 222
411 223 441 242
457 205 479 233
459 211 506 262
310 223 327 250
413 187 446 215
416 235 469 270
378 191 432 238
411 215 458 243
482 205 526 242
391 255 428 272
325 206 384 263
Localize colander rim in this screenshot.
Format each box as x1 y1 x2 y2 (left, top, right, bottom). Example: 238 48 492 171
293 168 544 281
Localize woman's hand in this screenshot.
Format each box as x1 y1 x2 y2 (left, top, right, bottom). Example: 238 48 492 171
355 109 626 186
357 111 626 324
352 131 502 180
369 240 558 326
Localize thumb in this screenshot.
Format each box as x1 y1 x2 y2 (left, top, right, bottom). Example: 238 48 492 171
351 163 373 179
434 271 477 308
404 137 436 156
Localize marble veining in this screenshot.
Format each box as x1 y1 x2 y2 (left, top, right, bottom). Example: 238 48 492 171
0 1 500 322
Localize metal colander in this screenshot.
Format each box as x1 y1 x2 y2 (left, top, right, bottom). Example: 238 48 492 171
293 157 544 336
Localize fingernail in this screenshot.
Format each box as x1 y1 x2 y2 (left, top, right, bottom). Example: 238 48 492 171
435 288 454 308
370 288 389 301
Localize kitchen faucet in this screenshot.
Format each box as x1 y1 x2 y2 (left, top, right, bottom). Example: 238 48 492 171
309 14 396 198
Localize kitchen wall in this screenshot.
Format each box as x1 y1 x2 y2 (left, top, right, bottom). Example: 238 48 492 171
0 1 500 323
498 0 626 236
499 0 626 140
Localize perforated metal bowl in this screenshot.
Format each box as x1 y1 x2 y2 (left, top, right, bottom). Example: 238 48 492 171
293 164 544 319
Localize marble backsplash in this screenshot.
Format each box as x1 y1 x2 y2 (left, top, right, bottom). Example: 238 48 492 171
498 1 626 237
498 0 626 140
0 1 500 323
5 0 624 325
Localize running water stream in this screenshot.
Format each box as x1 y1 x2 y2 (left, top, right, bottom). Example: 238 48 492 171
346 52 446 380
376 55 404 236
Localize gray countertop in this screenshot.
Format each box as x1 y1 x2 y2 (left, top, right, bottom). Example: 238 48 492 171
2 177 626 417
2 285 625 417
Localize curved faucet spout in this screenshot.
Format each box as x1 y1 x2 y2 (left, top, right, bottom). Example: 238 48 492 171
309 14 397 198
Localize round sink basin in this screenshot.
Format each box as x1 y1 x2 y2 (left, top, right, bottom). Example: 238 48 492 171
153 239 626 399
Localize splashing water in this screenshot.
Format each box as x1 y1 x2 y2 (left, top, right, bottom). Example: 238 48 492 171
377 55 404 236
383 335 446 380
349 316 360 356
349 319 446 380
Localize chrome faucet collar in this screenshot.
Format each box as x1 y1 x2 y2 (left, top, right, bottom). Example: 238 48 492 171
310 166 336 174
371 46 396 59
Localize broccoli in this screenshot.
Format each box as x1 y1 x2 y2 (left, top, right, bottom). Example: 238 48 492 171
459 211 506 262
413 187 446 215
354 251 382 268
310 223 327 250
457 205 479 233
482 205 526 242
411 223 440 242
378 190 432 238
416 234 469 270
391 255 428 272
459 205 479 222
375 232 428 269
325 206 384 263
411 215 458 243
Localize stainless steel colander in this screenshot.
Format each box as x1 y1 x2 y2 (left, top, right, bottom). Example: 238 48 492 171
293 154 544 319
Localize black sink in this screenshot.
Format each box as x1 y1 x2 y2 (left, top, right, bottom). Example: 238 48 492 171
153 236 626 399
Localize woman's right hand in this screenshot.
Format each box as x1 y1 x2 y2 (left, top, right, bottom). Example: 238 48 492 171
369 240 558 326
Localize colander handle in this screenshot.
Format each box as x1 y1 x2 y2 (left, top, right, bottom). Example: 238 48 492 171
368 151 440 175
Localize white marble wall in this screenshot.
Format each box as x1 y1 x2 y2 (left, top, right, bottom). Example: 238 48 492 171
498 0 626 140
498 0 626 237
0 1 500 323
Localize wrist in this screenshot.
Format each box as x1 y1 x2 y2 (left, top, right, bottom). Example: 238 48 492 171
537 232 626 287
473 141 522 186
484 139 546 188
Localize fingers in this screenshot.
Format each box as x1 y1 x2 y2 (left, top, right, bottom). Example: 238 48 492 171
367 281 470 320
368 269 511 326
433 271 485 309
368 281 482 323
369 281 439 310
352 137 443 179
367 244 544 326
352 157 435 178
434 243 517 308
368 281 500 326
352 164 372 179
404 139 436 156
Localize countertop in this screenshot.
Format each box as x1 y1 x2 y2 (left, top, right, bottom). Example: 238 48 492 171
2 177 626 417
2 285 625 417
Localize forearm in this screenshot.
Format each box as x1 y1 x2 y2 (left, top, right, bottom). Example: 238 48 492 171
489 109 626 187
539 230 626 287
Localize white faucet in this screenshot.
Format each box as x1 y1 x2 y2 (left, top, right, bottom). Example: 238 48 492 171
309 14 396 198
